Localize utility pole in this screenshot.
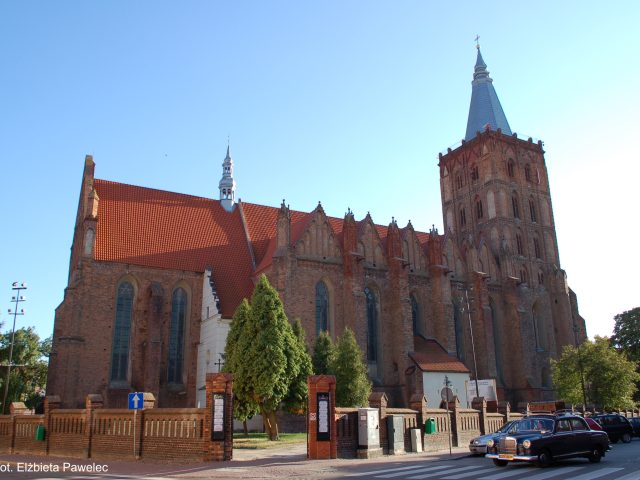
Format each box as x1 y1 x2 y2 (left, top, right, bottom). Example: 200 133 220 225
443 375 453 455
2 282 27 414
459 284 480 400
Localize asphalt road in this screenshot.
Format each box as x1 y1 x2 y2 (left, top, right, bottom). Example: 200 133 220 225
0 439 639 479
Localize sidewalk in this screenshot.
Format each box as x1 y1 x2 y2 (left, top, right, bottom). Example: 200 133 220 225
0 445 471 479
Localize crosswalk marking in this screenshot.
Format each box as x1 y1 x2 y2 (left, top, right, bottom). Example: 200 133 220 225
509 466 585 480
610 470 640 480
407 465 478 479
478 466 533 480
442 467 499 479
564 467 624 480
377 465 451 478
347 464 452 477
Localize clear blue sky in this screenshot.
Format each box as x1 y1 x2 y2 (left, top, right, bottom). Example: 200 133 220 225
1 1 638 341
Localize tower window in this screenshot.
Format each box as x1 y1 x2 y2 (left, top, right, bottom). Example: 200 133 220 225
534 237 541 259
411 295 420 336
459 208 467 227
525 164 532 182
529 199 537 223
520 268 528 284
507 159 515 178
538 270 544 285
512 195 520 219
516 233 524 255
471 164 479 182
456 174 463 190
476 199 483 219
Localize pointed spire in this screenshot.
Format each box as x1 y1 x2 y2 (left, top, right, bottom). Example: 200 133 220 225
465 45 512 141
218 142 236 212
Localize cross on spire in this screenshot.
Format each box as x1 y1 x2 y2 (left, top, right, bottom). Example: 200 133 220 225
474 34 480 49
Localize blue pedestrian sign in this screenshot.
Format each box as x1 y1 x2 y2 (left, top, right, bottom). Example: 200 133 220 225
128 392 143 410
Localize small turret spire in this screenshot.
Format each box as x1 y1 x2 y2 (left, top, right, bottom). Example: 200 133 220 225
465 43 512 141
218 143 236 212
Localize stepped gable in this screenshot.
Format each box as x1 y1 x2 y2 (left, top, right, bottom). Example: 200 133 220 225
93 179 254 318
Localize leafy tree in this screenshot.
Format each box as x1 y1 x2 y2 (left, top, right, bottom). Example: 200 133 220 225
282 318 313 415
552 336 640 410
0 327 51 413
223 275 312 440
312 330 335 375
331 327 371 407
223 300 259 426
611 307 640 363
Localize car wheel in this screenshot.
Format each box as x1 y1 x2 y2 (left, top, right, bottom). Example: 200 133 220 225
588 446 603 463
537 450 553 468
622 433 632 443
493 459 508 467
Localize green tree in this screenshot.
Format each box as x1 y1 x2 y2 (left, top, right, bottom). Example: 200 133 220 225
312 330 335 375
224 275 312 440
223 299 259 426
331 327 371 407
611 307 640 363
0 327 51 413
282 318 313 415
552 336 640 410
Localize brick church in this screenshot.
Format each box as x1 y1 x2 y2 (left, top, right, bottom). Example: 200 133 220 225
47 47 587 409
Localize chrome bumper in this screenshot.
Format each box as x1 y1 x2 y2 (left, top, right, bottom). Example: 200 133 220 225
486 453 537 462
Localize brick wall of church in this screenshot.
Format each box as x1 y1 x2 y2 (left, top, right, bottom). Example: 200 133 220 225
49 259 203 409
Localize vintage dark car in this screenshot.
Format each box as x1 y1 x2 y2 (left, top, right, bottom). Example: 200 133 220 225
485 415 610 467
630 417 640 438
591 413 633 443
469 420 517 455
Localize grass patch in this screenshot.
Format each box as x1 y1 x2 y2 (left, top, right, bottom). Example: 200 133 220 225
233 432 307 449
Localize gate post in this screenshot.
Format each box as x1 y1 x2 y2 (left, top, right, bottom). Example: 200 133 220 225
307 375 336 459
203 373 234 461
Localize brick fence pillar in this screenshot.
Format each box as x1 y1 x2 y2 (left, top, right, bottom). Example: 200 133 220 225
44 395 61 455
203 373 233 461
307 375 337 460
472 397 488 434
84 394 103 458
498 401 511 421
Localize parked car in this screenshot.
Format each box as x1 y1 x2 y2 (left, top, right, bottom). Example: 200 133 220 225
584 417 603 431
485 414 610 467
469 421 518 455
629 417 640 438
591 414 633 443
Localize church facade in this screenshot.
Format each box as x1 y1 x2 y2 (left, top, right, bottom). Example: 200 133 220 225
47 48 586 409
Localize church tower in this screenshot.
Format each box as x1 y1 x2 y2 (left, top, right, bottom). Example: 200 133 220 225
218 144 236 212
438 45 586 403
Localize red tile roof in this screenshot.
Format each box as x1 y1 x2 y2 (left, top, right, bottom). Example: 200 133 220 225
93 179 436 318
93 180 254 318
409 337 470 373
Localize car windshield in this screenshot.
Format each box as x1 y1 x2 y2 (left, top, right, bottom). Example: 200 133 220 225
498 421 514 433
514 418 554 433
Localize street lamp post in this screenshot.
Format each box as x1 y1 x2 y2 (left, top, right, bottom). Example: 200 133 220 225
2 282 27 414
443 375 453 455
460 285 480 400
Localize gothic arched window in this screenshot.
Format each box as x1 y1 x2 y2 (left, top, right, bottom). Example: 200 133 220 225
516 233 524 255
525 164 532 182
507 159 515 178
411 295 420 336
110 282 134 383
471 164 479 182
459 208 467 227
475 198 483 220
512 194 520 219
529 198 537 223
168 287 188 384
315 281 329 335
364 287 378 363
534 237 541 259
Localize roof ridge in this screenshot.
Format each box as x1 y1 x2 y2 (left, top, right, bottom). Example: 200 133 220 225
95 178 217 204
